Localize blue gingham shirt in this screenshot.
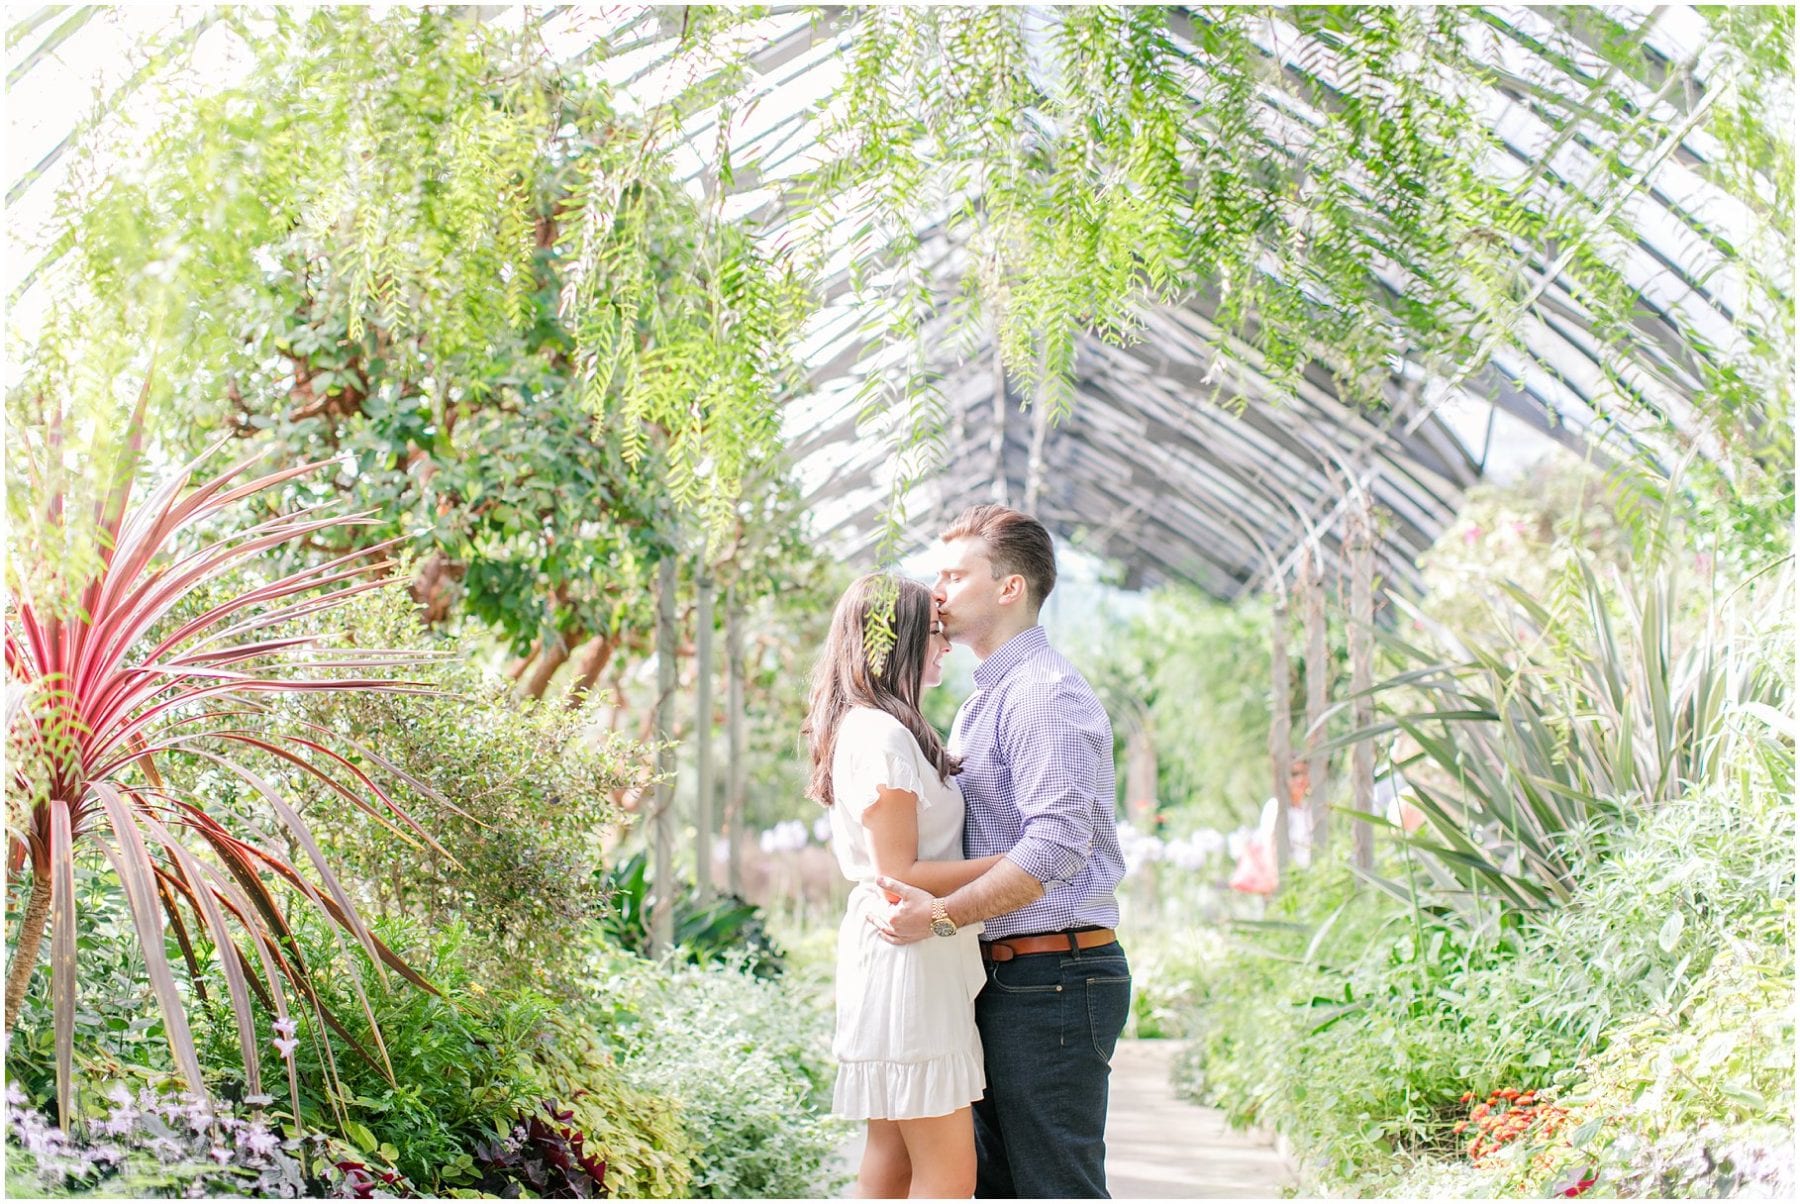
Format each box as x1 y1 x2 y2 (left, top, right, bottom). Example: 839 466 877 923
953 626 1124 940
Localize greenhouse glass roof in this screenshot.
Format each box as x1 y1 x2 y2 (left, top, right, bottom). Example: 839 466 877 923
6 5 1782 598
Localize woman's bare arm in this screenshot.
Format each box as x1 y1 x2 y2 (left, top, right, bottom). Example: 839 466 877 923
861 784 1004 896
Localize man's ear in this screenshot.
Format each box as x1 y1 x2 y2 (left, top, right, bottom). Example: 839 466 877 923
997 573 1028 607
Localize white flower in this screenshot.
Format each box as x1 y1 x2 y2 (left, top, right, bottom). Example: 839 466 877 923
239 1123 282 1160
1226 825 1254 860
273 1037 299 1058
758 819 810 854
272 1016 299 1039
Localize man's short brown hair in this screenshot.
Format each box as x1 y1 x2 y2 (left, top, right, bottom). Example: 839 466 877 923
941 504 1057 611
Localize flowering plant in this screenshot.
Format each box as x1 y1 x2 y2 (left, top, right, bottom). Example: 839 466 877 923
1452 1087 1569 1164
5 1080 334 1198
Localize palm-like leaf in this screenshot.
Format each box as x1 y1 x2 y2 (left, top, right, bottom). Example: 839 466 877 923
6 383 447 1128
1327 557 1789 913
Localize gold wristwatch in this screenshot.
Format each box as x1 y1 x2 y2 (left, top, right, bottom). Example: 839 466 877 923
930 898 957 938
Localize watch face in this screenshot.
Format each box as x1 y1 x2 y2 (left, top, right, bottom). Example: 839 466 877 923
931 919 957 937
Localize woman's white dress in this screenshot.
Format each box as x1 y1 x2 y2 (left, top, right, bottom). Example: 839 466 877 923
827 706 987 1120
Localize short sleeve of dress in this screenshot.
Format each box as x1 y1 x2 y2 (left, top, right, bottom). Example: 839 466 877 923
835 711 933 821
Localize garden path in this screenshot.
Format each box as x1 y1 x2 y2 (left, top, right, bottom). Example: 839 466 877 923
825 1037 1294 1198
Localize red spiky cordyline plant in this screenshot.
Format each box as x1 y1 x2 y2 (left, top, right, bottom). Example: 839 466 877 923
6 380 454 1129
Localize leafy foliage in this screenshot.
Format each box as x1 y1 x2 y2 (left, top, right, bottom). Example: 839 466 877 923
11 7 807 656
596 852 785 978
469 1100 611 1199
520 1010 695 1200
1174 758 1794 1192
592 948 849 1198
189 913 547 1191
3 1080 386 1199
274 583 651 995
1082 589 1295 831
4 412 443 1130
1355 557 1786 909
790 6 1793 548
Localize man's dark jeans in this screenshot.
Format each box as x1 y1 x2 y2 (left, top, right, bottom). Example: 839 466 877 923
972 939 1131 1198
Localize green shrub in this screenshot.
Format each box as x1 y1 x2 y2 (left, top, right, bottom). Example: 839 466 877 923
1388 941 1794 1199
281 584 653 998
186 913 548 1189
6 875 180 1117
1174 857 1535 1183
597 851 786 976
520 1011 695 1199
1348 558 1787 912
186 913 697 1197
588 948 851 1198
1176 767 1795 1195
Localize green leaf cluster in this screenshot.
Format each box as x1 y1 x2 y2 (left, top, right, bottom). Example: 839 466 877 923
11 6 810 649
784 5 1791 553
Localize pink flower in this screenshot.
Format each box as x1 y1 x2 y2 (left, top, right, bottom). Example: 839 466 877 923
273 1037 299 1059
273 1016 298 1039
1462 523 1484 545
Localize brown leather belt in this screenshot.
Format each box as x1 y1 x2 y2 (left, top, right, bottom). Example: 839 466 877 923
980 928 1117 963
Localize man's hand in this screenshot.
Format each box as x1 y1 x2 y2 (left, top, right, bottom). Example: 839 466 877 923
869 876 934 945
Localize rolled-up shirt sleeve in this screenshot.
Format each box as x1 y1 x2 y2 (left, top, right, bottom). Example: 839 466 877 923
998 679 1110 890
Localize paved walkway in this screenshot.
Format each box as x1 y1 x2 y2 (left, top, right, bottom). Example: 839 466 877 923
827 1038 1293 1198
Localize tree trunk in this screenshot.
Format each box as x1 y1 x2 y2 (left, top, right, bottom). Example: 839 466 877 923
651 555 678 955
5 870 51 1034
725 591 747 897
505 640 540 683
409 551 461 626
1350 503 1376 873
607 661 630 733
1268 596 1293 872
1302 545 1331 854
518 627 580 700
565 634 619 706
693 571 716 901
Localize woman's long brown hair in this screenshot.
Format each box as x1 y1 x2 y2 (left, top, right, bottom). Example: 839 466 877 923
803 574 961 806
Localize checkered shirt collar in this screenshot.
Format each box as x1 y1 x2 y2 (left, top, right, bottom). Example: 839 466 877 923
972 625 1049 689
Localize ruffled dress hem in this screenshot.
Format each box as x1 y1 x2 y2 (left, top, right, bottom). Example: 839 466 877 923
831 1048 987 1121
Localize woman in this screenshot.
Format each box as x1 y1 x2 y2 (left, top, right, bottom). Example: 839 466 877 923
803 574 1002 1199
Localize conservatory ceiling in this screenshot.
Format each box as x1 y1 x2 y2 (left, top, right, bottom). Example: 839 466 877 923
6 5 1764 599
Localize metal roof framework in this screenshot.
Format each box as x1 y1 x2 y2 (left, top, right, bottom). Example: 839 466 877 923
7 5 1779 599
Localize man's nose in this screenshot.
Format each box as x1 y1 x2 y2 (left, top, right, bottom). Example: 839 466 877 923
931 585 947 604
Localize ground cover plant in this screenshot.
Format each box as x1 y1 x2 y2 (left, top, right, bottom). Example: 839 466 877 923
1175 757 1794 1194
4 1081 359 1199
587 946 850 1199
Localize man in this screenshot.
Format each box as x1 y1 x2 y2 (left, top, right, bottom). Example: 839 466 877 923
875 504 1129 1199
